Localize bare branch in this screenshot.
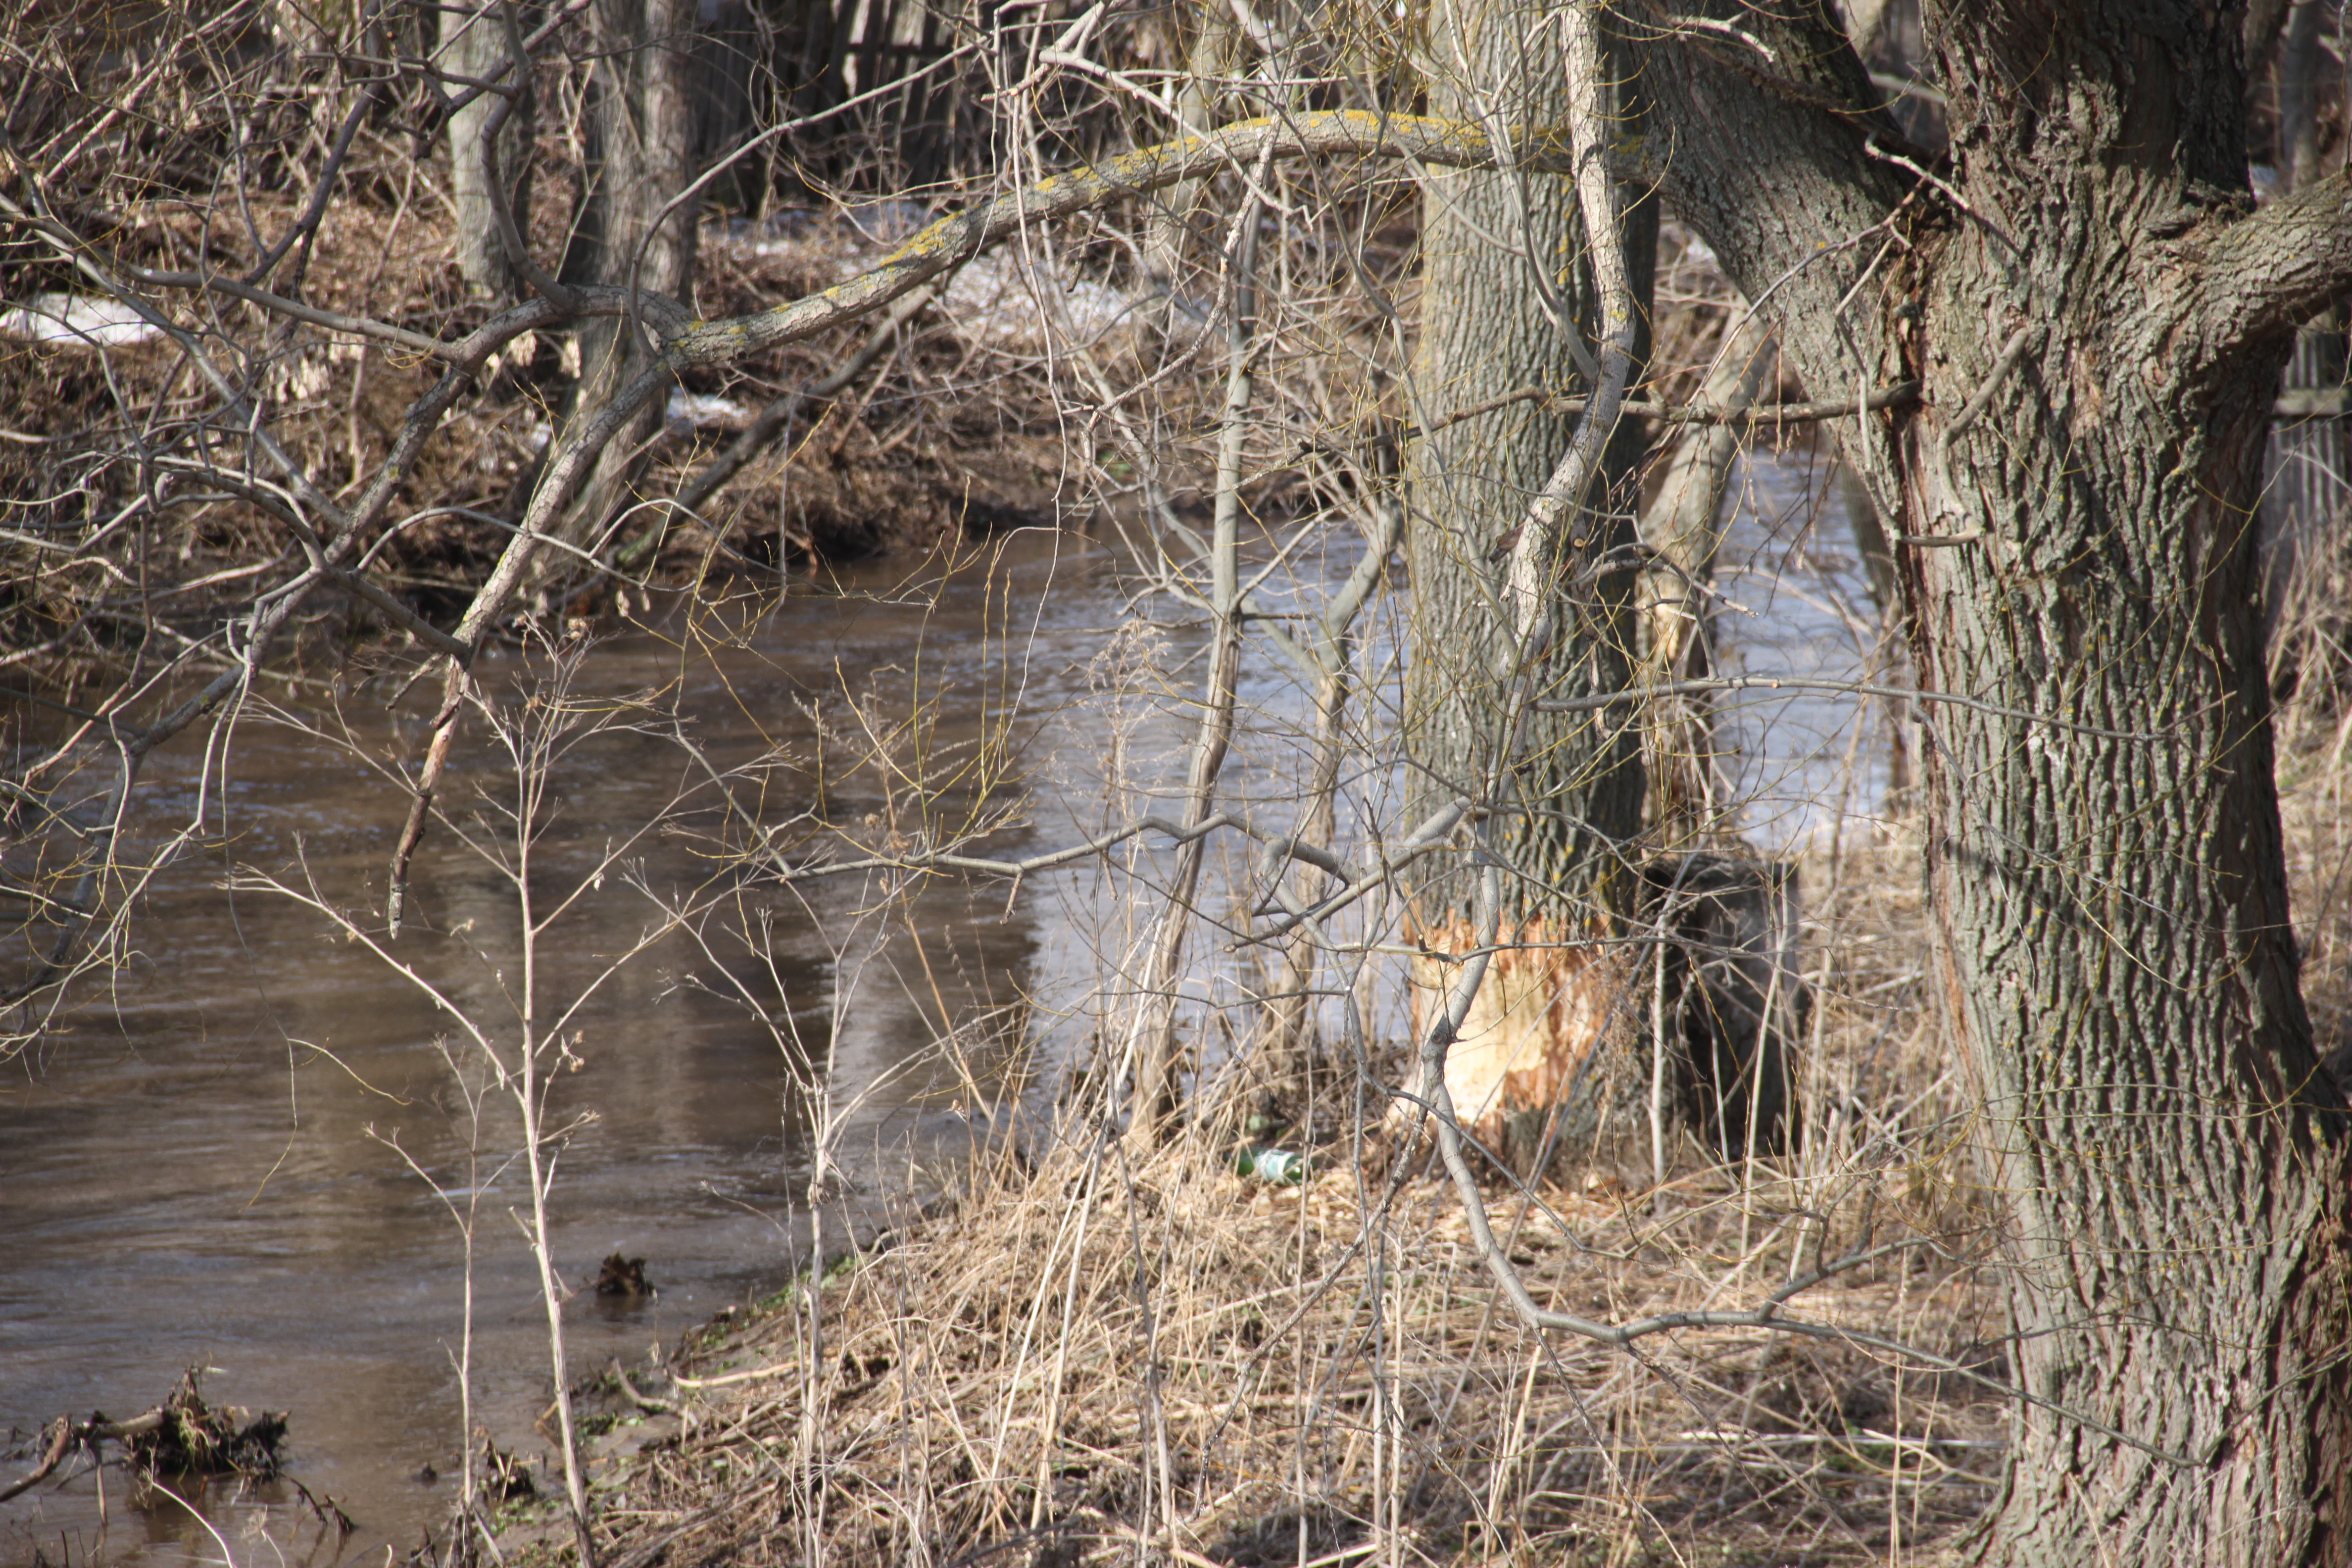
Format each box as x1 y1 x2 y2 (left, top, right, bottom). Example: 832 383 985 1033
1413 381 1920 439
1497 11 1639 646
627 280 949 568
1536 674 2159 739
665 112 1587 368
2204 165 2352 353
156 466 475 660
132 271 452 357
485 0 581 314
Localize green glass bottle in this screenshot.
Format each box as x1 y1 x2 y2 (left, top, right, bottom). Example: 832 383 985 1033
1233 1146 1309 1185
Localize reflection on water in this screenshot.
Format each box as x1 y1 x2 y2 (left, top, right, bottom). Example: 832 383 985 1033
1711 447 1899 850
1 533 1114 1567
0 454 1889 1568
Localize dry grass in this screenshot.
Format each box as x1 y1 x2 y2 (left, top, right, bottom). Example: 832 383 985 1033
2271 539 2352 1065
578 821 2017 1568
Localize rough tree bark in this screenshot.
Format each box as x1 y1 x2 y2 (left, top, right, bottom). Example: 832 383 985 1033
441 3 535 299
1642 4 2352 1561
562 0 699 556
1402 0 1657 1175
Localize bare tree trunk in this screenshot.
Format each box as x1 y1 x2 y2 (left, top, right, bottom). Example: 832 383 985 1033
2279 0 2329 193
1257 664 1346 1077
1903 17 2352 1554
561 0 699 558
1637 303 1767 845
1139 4 1241 324
1645 5 2352 1559
1403 0 1656 1176
1918 330 2350 1568
442 3 536 299
1837 0 1894 58
1258 486 1405 1095
1126 314 1254 1141
2245 0 2294 79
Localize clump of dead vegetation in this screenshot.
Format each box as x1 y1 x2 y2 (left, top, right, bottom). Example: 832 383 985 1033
2 1369 289 1507
0 168 1090 680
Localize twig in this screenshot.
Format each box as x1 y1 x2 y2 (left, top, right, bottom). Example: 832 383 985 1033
1927 322 2036 525
244 28 378 288
0 1410 171 1503
1495 10 1641 650
422 0 594 123
1415 380 1919 440
485 0 580 314
1535 674 2160 739
156 465 474 659
623 281 948 569
384 357 672 933
1663 13 1776 61
1943 324 2038 447
608 1359 678 1416
132 271 449 356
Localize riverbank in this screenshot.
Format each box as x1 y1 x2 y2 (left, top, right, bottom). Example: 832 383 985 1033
537 1132 2003 1566
500 717 2352 1566
453 833 2018 1568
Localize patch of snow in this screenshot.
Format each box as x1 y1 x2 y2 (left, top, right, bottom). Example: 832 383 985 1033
709 202 930 266
711 201 934 260
0 294 163 348
708 205 1216 354
666 388 752 432
939 251 1215 352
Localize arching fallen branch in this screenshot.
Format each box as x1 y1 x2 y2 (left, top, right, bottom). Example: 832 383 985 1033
663 112 1575 368
376 111 1589 929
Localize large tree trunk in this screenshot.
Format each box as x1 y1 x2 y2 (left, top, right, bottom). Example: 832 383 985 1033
561 0 699 558
1914 322 2349 1568
441 3 535 300
1404 0 1656 1175
1644 4 2352 1561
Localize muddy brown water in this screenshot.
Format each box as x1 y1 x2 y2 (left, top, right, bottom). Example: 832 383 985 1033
0 533 1150 1567
0 458 1877 1568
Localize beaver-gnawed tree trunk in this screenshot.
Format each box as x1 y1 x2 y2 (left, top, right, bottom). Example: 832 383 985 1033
1404 0 1656 1175
1642 4 2352 1560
